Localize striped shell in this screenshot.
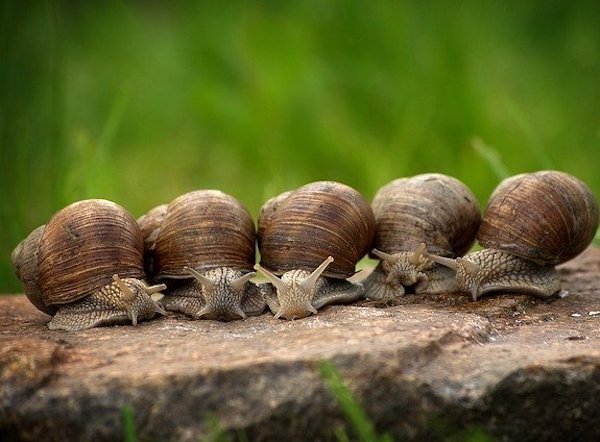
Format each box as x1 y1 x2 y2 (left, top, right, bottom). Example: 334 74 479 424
11 225 51 314
257 181 376 278
256 191 292 242
478 170 599 265
12 199 145 310
149 190 256 279
372 173 481 258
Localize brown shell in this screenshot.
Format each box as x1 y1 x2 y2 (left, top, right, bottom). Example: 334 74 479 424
37 199 145 306
153 190 256 279
256 191 292 243
258 181 376 278
11 225 57 315
372 174 481 258
478 170 599 265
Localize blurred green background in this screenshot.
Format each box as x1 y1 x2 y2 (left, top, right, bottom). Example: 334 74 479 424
1 0 599 293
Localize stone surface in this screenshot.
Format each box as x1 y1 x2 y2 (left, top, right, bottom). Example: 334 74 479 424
1 248 600 441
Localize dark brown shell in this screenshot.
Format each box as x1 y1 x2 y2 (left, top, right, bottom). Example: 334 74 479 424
478 170 599 265
11 225 56 315
256 191 292 243
258 181 376 278
153 190 256 279
37 199 145 306
372 173 481 257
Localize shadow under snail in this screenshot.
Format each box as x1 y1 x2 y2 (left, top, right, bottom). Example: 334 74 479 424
428 171 599 300
11 199 167 331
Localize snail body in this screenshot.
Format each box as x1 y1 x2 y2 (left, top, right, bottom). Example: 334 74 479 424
363 174 481 299
430 171 599 300
255 181 376 319
11 199 167 331
141 190 265 321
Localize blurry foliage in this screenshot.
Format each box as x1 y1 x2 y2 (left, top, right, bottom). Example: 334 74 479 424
1 0 599 292
321 360 393 441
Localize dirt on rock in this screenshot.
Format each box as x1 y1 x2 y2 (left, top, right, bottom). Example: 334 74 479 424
1 248 599 441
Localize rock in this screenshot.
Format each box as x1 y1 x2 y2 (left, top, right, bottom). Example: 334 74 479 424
1 248 600 441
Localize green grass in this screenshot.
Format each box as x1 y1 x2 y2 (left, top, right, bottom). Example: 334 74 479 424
2 0 600 292
117 363 493 441
121 405 137 442
119 362 493 441
320 360 494 441
320 360 393 442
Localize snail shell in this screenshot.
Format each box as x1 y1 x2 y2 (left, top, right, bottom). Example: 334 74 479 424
363 173 481 299
143 190 265 321
478 171 598 265
255 181 376 319
256 190 292 243
151 190 255 278
12 225 50 314
11 199 166 330
258 181 375 278
431 171 599 300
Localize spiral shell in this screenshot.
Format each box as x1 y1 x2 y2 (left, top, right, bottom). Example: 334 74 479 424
11 225 52 314
478 170 599 265
12 199 145 310
151 190 256 279
257 181 376 278
372 173 481 257
256 191 292 242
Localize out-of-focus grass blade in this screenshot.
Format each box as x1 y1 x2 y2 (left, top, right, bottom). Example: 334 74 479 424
202 415 232 442
503 98 554 170
99 87 130 154
471 137 510 181
121 405 137 442
320 360 392 442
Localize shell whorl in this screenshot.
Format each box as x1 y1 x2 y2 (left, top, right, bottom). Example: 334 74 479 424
152 190 256 279
35 199 145 307
11 225 57 315
256 191 292 243
372 173 481 258
477 170 599 265
257 181 376 278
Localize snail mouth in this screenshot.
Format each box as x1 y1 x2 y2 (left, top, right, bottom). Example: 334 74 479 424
194 303 247 321
397 273 418 287
274 303 317 320
387 267 426 290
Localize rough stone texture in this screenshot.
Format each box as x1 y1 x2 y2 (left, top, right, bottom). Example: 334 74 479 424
1 248 600 441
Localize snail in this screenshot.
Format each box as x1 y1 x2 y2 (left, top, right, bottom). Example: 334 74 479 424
11 199 167 331
140 190 265 321
429 171 599 300
362 173 481 299
255 181 376 320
